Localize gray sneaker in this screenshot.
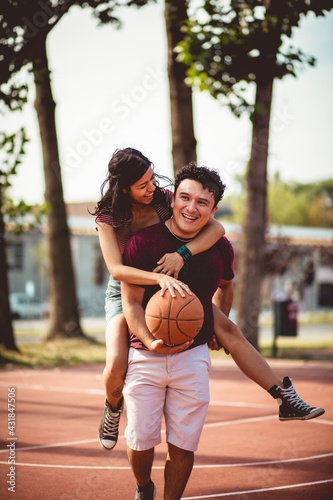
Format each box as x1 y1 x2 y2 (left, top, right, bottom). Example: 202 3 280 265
98 399 122 450
134 481 156 500
268 376 325 421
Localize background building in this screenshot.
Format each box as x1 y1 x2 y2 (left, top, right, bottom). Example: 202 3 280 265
6 203 333 319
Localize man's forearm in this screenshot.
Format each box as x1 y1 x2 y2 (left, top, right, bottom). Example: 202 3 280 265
122 301 155 349
212 282 234 316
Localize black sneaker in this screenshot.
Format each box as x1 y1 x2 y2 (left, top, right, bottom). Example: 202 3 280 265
134 481 156 500
268 376 325 421
98 399 122 450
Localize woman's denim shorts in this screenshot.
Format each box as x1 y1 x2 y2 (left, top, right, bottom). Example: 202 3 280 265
105 275 123 326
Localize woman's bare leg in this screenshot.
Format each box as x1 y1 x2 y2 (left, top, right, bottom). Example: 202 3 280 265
213 305 325 421
212 304 282 390
99 313 128 450
103 313 129 410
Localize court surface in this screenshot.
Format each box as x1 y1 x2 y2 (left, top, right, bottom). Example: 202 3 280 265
0 357 332 499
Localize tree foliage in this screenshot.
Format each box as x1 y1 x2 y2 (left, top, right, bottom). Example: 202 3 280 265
0 128 29 351
1 129 49 231
0 0 123 111
1 128 48 224
177 0 331 115
0 129 28 184
225 175 333 228
0 0 155 114
268 176 333 227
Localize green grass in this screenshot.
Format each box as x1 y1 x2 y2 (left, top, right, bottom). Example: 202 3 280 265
209 344 333 361
2 336 332 370
260 341 333 361
0 337 106 369
259 309 333 327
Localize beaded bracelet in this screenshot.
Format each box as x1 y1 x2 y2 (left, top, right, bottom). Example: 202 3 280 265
176 245 192 262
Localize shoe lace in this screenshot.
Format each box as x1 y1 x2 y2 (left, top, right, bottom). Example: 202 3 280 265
281 386 312 411
103 410 121 439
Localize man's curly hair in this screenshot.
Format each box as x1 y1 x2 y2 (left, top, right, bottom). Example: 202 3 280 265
174 162 226 207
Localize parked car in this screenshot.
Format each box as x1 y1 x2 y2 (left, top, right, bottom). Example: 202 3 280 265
9 293 50 319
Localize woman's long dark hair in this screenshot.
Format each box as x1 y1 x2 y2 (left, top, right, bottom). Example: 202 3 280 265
92 147 171 226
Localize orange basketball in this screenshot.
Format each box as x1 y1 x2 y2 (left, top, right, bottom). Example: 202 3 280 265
145 290 204 346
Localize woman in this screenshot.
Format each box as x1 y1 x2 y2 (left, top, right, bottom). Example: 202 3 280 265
94 147 324 451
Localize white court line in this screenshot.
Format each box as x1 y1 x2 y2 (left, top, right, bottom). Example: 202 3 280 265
210 400 273 409
0 452 332 470
182 478 333 499
0 415 278 453
1 413 332 455
1 381 331 417
0 382 274 409
1 382 272 405
0 382 273 405
0 438 108 453
196 415 333 429
0 381 104 395
0 381 329 415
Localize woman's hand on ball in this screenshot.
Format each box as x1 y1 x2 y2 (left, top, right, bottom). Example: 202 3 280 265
147 337 193 354
158 275 192 298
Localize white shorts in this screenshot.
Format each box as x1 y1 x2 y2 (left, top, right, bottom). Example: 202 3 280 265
123 344 211 452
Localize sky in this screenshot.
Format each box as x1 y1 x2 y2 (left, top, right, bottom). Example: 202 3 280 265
4 1 333 205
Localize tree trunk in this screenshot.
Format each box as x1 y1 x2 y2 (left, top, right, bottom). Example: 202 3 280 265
0 187 19 352
236 78 274 350
33 39 84 339
164 0 197 174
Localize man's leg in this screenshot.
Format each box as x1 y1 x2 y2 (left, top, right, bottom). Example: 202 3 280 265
164 443 194 500
127 447 156 500
124 349 167 498
127 446 154 486
164 345 210 499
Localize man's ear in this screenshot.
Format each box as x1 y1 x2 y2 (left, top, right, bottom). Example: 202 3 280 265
210 205 218 219
171 193 175 208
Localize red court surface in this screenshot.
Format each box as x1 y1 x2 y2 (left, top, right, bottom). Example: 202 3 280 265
0 358 332 499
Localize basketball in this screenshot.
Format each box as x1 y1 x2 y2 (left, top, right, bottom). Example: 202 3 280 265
145 290 204 346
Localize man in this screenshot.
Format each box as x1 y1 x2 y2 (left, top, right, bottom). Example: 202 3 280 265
121 163 325 499
121 163 232 500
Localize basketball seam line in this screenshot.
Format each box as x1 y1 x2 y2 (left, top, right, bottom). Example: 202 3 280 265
175 297 204 338
167 296 172 346
145 316 203 322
